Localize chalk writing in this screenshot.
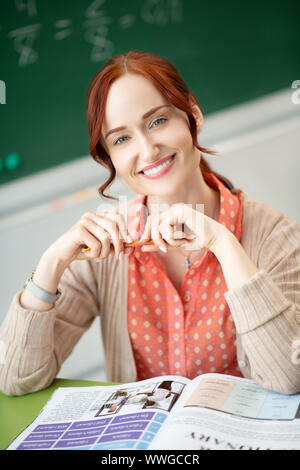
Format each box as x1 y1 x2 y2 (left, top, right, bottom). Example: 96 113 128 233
83 1 114 62
7 24 42 67
141 0 183 26
6 0 183 67
118 14 136 30
15 0 37 18
53 19 73 41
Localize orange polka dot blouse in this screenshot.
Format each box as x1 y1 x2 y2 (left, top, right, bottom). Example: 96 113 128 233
127 172 244 381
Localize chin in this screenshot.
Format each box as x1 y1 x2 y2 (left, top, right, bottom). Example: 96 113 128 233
149 183 185 199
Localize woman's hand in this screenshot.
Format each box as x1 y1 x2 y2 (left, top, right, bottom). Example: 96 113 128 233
46 210 134 266
139 202 226 253
20 209 134 311
139 202 259 291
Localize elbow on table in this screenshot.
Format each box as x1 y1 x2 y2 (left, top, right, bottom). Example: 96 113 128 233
0 375 56 397
253 372 300 396
274 382 300 395
0 361 57 396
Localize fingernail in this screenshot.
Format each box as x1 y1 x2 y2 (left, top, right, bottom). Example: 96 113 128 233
127 235 133 243
159 246 167 253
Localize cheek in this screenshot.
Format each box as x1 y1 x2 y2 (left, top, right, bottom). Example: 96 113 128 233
172 126 193 149
169 116 193 147
111 153 135 180
110 151 127 172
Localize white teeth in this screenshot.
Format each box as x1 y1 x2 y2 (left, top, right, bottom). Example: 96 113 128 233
143 156 174 176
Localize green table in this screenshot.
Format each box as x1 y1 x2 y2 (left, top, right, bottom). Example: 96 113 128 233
0 378 113 450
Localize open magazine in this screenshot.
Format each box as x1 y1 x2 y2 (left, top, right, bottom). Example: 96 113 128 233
7 374 300 450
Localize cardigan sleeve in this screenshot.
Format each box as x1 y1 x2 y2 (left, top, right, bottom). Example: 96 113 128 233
0 259 100 396
225 212 300 394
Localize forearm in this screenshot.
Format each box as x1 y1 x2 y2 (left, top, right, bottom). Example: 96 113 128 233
1 259 98 395
224 269 300 393
0 291 58 395
210 229 259 291
211 230 300 393
20 251 69 312
236 312 300 394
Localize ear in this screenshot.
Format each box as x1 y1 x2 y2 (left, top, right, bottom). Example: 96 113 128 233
192 103 203 132
189 96 204 132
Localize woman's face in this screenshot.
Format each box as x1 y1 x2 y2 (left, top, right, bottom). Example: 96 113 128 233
101 73 202 197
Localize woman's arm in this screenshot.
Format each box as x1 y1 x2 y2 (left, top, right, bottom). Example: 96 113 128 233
213 214 300 394
209 230 259 290
0 259 99 396
0 207 132 396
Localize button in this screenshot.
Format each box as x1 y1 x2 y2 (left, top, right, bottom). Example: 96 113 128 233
238 360 246 368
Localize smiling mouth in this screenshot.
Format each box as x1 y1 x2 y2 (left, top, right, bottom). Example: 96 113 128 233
139 154 176 176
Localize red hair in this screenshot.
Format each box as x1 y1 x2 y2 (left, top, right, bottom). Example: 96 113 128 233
86 51 233 200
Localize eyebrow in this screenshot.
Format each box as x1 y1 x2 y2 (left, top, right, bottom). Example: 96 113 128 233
104 104 172 140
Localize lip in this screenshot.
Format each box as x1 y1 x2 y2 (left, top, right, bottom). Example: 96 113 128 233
139 154 176 180
139 154 175 173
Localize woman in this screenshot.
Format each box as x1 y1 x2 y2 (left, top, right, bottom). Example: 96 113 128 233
0 51 299 396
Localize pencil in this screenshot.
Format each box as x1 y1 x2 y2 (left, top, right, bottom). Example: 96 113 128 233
81 239 154 252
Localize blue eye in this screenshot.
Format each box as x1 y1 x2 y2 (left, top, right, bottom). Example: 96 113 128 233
114 136 128 145
113 118 166 145
152 117 166 127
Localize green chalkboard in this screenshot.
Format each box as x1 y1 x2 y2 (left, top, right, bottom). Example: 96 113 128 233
1 0 300 185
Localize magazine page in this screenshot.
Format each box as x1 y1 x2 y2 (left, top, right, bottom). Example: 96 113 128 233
6 375 189 451
150 374 300 450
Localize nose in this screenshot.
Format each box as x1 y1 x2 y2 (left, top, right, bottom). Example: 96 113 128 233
137 132 160 162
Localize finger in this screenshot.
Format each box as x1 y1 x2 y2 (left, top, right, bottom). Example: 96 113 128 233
150 215 168 252
124 246 134 257
158 221 182 247
141 244 159 252
78 221 112 259
173 230 195 239
140 216 151 242
103 211 133 244
80 211 121 241
72 224 103 260
167 204 203 236
162 204 194 231
173 230 186 239
76 216 117 259
93 244 115 262
90 213 124 259
160 223 192 247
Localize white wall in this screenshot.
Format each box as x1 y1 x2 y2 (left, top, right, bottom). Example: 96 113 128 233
0 180 135 381
0 88 299 381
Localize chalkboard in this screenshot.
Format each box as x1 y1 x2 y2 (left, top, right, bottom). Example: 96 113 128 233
1 0 299 185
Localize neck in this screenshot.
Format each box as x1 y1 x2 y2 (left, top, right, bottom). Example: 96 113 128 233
146 167 220 222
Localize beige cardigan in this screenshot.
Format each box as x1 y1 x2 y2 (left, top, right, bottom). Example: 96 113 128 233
1 192 300 396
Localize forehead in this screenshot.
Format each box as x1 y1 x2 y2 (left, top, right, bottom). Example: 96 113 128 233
103 73 168 129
